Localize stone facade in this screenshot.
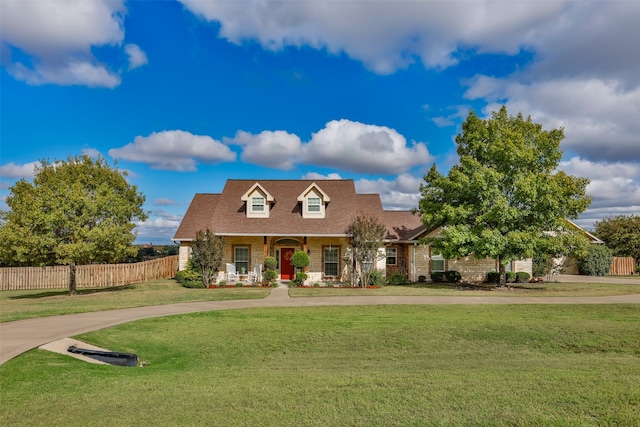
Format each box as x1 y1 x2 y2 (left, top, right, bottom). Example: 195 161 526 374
447 256 498 282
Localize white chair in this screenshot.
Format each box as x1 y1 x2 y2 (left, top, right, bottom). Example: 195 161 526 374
226 263 238 282
250 264 262 283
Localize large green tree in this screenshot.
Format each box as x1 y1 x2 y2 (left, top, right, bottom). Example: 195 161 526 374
418 106 591 286
0 155 147 292
594 215 640 262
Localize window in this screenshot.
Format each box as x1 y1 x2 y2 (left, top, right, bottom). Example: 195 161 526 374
324 247 339 276
235 246 249 274
251 196 265 212
431 252 444 272
308 197 321 212
386 247 397 265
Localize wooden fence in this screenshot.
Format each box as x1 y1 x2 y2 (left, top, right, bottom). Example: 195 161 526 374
0 256 179 291
609 257 636 276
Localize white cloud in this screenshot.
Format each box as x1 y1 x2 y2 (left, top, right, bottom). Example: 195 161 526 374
224 130 301 170
0 162 38 179
125 43 148 70
301 172 343 180
227 120 433 175
523 1 640 89
153 198 180 206
355 174 423 210
134 216 182 244
559 157 640 181
6 60 122 88
0 0 145 87
301 119 433 175
179 1 639 83
464 77 640 163
431 105 471 128
81 148 102 158
109 130 236 171
178 1 567 73
558 157 640 229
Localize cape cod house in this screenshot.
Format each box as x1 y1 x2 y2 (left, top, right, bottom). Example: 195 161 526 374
173 179 532 284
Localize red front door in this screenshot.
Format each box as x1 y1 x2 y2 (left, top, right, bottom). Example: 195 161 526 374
280 248 295 280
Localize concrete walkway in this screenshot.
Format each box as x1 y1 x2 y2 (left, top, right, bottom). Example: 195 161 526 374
2 279 639 365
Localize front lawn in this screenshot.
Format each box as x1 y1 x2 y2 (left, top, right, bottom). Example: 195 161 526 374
1 305 638 426
0 279 270 322
289 281 640 297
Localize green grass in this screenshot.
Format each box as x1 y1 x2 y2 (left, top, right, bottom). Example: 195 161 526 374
1 305 639 426
0 279 271 322
290 281 640 297
3 280 639 323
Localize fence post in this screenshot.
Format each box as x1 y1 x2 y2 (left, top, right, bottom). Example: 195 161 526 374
69 262 77 295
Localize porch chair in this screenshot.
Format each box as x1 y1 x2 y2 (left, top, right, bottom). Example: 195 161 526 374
226 263 238 282
249 264 263 283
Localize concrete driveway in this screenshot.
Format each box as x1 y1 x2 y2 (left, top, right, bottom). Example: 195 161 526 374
2 277 639 365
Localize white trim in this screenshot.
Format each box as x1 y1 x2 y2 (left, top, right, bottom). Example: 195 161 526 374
565 219 604 244
240 182 275 203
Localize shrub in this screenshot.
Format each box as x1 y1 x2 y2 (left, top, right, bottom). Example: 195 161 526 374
291 251 310 270
368 269 386 287
515 272 531 283
578 244 613 276
486 271 500 283
176 269 202 287
294 272 308 286
533 255 550 277
181 280 205 289
445 270 462 283
219 281 227 287
235 282 244 287
263 269 278 283
388 272 407 285
264 256 277 270
431 272 447 283
418 275 427 283
506 271 516 283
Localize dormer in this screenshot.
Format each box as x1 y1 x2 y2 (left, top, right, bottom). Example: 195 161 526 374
241 182 275 218
297 182 330 219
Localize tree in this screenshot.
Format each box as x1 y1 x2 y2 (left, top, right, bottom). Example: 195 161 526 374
345 214 387 287
0 155 147 294
190 229 224 287
594 215 640 262
290 250 310 286
418 106 592 286
263 256 278 285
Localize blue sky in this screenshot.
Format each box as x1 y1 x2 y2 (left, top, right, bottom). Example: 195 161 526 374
1 0 639 244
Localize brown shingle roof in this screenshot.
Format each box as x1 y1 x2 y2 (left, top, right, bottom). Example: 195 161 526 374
381 210 425 240
173 193 220 240
173 179 423 241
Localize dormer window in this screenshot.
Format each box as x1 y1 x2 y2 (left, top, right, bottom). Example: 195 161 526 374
308 197 321 212
252 196 265 212
297 182 330 219
241 182 274 218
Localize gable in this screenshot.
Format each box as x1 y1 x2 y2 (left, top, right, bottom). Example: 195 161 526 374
241 182 275 218
297 182 331 219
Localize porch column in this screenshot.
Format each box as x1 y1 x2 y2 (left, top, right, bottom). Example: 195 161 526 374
263 236 268 259
303 236 308 272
